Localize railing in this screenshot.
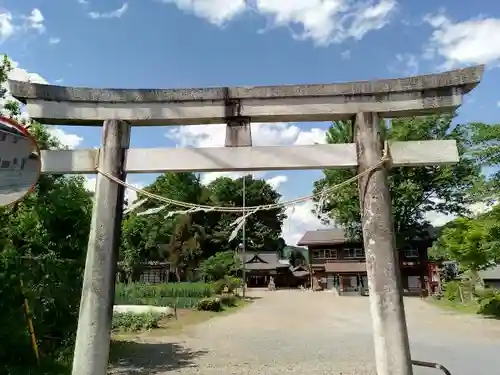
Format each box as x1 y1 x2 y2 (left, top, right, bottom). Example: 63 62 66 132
412 360 452 375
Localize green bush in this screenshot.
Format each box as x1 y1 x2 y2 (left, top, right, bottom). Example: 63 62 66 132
476 288 500 317
443 280 460 301
112 312 163 332
219 294 239 307
196 298 222 312
212 277 242 294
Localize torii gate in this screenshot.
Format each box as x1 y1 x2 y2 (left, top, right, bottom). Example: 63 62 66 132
9 65 484 375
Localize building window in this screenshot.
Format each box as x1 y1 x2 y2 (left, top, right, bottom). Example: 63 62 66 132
404 249 419 258
344 248 365 259
313 249 337 259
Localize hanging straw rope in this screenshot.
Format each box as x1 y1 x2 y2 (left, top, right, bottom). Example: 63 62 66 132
96 151 390 214
95 146 390 240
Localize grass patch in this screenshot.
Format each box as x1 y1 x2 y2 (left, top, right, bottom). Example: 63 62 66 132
112 312 164 332
428 297 479 315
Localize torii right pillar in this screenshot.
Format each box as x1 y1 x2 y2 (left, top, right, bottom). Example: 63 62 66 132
355 111 413 375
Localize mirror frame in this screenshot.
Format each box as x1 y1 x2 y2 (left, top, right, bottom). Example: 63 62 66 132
0 116 42 207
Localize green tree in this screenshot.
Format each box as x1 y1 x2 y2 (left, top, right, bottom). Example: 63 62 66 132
313 115 482 245
0 55 92 371
164 214 205 281
468 122 500 196
208 174 286 252
199 250 241 281
430 208 500 283
121 173 207 269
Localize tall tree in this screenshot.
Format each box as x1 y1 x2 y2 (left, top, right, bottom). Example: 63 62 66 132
468 122 500 196
120 172 212 277
208 174 286 253
164 214 205 281
313 115 482 245
430 206 500 283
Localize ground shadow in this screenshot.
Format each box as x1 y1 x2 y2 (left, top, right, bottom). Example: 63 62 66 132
244 296 262 300
482 314 500 320
109 340 208 375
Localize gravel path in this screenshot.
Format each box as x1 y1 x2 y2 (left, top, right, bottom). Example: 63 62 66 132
109 290 500 375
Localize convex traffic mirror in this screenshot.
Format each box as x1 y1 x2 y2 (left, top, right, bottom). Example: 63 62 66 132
0 116 41 207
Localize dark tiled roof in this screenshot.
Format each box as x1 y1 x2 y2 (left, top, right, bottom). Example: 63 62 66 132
297 228 349 246
297 226 439 246
240 252 289 271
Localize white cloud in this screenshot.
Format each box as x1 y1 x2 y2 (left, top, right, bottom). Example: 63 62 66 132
0 11 14 40
161 0 397 45
283 200 328 245
160 0 246 26
88 3 129 19
266 175 288 190
49 37 61 44
0 7 53 41
167 122 327 148
47 128 83 148
424 200 499 227
340 50 351 60
24 8 45 33
423 11 500 69
166 122 328 183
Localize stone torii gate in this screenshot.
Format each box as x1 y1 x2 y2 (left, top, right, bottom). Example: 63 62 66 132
9 65 484 375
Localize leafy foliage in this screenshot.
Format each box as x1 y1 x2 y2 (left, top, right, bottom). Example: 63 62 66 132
121 173 286 279
196 297 223 312
112 312 163 332
468 122 500 193
476 288 500 317
0 55 92 371
430 206 500 282
313 115 482 244
212 276 242 294
199 251 241 281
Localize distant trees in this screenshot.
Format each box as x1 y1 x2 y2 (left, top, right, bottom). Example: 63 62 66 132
120 174 287 280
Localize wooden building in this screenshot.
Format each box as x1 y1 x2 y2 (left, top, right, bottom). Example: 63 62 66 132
240 252 310 288
297 228 434 296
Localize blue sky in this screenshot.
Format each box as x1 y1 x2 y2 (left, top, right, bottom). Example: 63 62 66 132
1 0 499 244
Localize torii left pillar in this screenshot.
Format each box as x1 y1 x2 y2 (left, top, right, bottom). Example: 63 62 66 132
72 120 130 375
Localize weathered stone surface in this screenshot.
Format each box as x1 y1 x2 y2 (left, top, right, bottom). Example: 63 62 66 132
8 65 484 103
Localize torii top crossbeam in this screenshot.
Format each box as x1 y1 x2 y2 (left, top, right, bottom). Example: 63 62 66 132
8 65 484 126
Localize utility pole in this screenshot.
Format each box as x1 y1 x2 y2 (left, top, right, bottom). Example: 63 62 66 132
225 117 252 299
71 120 130 375
355 112 413 375
241 174 247 299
